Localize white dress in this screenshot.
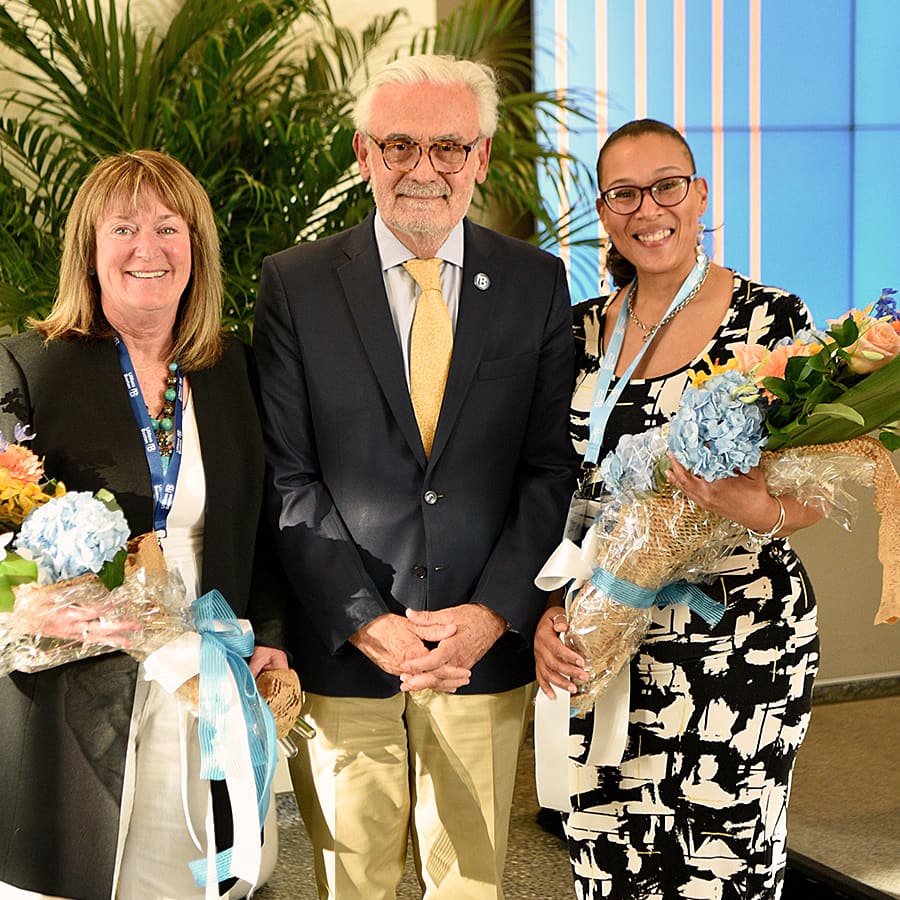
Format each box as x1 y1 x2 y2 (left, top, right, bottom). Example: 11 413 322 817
116 392 277 900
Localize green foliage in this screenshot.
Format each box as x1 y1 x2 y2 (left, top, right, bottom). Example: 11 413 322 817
0 550 38 612
97 545 126 590
0 0 597 341
762 325 900 452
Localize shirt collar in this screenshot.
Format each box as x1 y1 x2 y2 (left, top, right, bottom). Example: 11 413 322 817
373 211 464 271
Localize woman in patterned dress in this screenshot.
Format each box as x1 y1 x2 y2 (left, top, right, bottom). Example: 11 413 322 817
534 119 823 899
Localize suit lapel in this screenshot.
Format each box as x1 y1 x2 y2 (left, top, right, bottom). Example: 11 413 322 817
429 220 496 465
338 219 427 467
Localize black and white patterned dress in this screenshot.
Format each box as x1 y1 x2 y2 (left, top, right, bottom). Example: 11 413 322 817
565 274 820 900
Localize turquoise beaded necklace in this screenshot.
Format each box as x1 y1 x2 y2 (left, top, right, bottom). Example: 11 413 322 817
149 361 180 460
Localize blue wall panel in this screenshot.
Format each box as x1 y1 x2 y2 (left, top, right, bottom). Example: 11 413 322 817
645 2 674 126
760 0 852 127
723 0 750 131
854 128 900 307
532 0 899 322
856 0 900 122
722 131 750 278
761 130 852 320
683 1 713 131
605 2 636 124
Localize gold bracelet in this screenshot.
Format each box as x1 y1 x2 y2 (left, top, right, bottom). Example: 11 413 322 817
746 496 786 544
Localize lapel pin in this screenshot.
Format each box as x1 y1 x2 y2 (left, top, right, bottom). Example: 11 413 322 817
474 272 491 291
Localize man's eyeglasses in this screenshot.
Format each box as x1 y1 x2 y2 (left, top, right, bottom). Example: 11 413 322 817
599 175 696 215
367 135 480 175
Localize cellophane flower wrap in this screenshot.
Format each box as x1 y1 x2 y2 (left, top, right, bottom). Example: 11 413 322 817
0 480 193 684
565 289 900 716
0 437 304 733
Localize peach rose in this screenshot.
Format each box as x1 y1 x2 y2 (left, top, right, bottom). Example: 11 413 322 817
847 321 900 374
753 343 818 382
732 343 767 374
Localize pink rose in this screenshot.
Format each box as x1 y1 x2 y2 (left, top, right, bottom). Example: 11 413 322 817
847 321 900 374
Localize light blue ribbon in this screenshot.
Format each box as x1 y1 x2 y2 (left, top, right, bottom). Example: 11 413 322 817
590 567 725 626
188 590 278 888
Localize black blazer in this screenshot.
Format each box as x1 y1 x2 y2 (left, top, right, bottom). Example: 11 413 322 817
252 214 579 698
0 332 265 899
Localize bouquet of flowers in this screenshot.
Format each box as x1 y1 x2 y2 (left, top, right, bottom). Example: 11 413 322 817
0 468 193 676
559 289 900 716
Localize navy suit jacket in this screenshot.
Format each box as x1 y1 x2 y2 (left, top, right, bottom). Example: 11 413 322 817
252 214 579 697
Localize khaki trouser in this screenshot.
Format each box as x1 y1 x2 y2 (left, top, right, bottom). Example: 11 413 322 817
289 685 534 900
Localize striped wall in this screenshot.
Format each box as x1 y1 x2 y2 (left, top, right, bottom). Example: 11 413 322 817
534 0 900 323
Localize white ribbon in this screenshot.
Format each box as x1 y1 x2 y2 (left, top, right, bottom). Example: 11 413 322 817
533 534 635 811
142 620 265 893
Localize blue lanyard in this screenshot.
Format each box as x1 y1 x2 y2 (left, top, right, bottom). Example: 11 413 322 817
115 335 184 535
584 253 709 465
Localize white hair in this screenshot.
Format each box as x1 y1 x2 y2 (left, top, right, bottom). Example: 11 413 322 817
353 54 499 137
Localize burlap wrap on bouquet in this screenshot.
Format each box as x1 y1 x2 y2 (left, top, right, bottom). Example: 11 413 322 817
566 489 741 716
256 668 304 739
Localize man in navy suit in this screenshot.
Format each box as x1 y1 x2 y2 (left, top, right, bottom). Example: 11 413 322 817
251 54 577 899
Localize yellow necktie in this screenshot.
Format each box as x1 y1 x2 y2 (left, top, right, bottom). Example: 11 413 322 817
403 257 453 457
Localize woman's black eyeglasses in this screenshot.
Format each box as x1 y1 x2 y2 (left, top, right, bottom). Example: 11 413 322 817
599 175 696 215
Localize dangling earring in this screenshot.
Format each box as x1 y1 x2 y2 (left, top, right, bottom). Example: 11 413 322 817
696 221 706 262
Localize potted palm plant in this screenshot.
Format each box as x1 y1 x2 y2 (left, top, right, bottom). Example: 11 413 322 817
0 0 596 339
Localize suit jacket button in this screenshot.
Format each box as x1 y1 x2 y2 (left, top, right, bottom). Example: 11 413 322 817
423 490 439 505
412 565 428 579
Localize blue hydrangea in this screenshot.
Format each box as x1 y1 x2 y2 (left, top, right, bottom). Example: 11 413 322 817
599 426 668 498
15 491 129 583
668 369 767 481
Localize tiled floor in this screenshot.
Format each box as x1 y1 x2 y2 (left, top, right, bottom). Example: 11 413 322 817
787 694 900 899
256 694 900 899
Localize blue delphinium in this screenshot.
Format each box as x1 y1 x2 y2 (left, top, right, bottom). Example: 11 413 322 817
15 491 129 583
668 369 767 482
872 287 898 322
599 426 669 498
